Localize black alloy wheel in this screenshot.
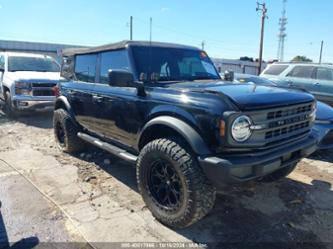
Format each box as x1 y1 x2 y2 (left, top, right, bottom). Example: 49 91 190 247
137 138 216 228
53 109 86 153
148 159 183 210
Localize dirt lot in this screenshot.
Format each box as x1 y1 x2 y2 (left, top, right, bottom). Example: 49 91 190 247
0 111 333 248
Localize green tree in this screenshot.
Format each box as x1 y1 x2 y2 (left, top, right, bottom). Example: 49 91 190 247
291 56 313 62
240 56 254 62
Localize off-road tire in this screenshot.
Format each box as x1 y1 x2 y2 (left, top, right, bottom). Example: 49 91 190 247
137 138 216 228
53 108 85 153
260 162 298 182
3 91 17 118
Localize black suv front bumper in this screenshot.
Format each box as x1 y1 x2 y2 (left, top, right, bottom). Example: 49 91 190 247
198 134 318 187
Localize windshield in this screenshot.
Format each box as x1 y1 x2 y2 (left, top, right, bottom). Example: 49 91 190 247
131 46 220 82
8 56 60 72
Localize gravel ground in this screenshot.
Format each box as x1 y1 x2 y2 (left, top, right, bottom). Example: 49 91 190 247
0 111 333 248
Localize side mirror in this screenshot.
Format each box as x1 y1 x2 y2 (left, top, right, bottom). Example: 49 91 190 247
0 68 4 73
108 69 134 87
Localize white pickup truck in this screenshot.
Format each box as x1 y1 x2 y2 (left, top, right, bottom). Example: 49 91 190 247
0 52 62 117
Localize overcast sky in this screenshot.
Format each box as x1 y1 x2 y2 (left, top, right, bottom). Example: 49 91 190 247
0 0 332 62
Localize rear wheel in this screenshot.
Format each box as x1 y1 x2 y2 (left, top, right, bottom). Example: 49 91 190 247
260 162 298 182
137 138 216 228
53 109 85 153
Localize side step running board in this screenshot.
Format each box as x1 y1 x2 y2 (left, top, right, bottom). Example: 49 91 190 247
77 132 138 163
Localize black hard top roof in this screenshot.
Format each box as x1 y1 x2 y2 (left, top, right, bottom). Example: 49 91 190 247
62 40 200 57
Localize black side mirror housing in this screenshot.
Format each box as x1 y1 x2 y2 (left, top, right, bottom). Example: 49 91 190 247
108 69 134 87
0 68 4 73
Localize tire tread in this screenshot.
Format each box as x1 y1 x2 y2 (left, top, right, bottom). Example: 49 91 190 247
53 109 85 153
137 137 216 228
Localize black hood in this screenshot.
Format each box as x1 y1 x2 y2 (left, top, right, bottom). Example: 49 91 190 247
168 81 315 110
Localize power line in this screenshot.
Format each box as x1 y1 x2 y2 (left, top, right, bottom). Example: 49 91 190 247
135 16 262 49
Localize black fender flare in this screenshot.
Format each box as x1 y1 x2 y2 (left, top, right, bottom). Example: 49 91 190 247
138 116 211 155
54 96 76 121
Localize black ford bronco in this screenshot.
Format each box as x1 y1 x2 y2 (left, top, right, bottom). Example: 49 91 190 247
54 41 318 228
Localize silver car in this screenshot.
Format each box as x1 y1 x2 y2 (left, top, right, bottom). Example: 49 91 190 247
261 63 333 106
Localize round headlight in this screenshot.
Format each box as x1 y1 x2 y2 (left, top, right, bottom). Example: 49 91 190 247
231 115 252 142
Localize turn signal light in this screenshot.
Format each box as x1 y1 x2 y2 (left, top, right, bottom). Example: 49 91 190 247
219 120 226 137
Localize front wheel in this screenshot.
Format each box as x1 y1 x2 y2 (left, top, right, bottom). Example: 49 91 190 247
137 138 216 228
259 162 298 183
53 109 85 153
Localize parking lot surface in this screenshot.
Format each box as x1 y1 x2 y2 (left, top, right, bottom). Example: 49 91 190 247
0 111 333 248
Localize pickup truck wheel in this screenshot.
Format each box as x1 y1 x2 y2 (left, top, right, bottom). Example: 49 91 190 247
3 91 17 118
53 109 85 153
259 162 298 183
137 138 216 228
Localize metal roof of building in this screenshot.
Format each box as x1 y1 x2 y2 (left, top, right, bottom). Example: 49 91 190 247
0 39 84 54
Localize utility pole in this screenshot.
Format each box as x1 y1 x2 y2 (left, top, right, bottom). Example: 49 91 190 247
319 40 324 64
130 16 133 40
201 41 206 51
256 2 268 75
149 17 152 42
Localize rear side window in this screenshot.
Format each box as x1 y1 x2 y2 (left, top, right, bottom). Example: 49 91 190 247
75 54 97 83
287 66 315 79
263 65 288 75
100 50 130 84
316 67 333 81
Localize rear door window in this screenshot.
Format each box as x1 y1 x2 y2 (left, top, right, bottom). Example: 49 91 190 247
287 66 315 79
99 50 130 84
315 67 333 81
74 54 97 83
263 65 288 75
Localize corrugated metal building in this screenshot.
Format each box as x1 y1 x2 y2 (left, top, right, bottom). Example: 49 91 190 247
0 39 85 62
